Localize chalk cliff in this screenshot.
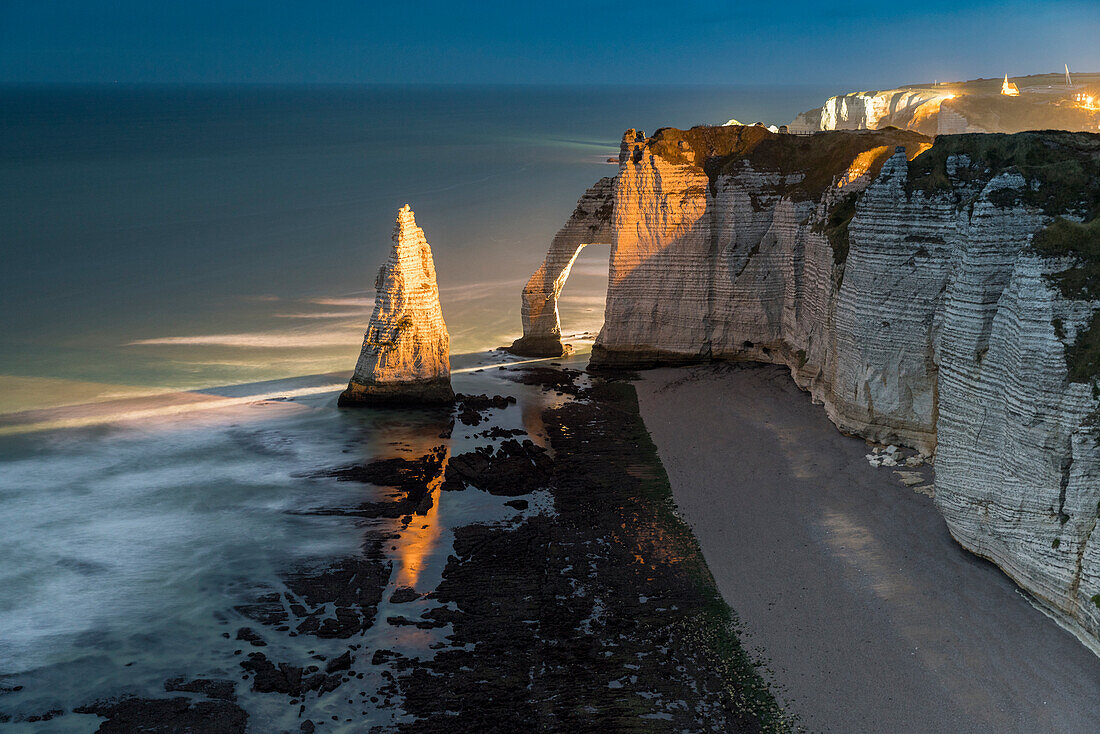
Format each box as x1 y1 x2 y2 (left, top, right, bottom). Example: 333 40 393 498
790 74 1100 136
519 127 1100 648
509 177 614 357
790 88 950 135
340 205 453 406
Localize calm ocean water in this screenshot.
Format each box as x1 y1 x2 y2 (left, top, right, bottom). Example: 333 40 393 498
0 85 834 728
0 84 832 413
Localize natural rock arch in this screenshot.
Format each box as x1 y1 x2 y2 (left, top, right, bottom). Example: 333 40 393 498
509 177 615 357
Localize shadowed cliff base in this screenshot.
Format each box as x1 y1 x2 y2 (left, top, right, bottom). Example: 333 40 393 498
337 377 455 407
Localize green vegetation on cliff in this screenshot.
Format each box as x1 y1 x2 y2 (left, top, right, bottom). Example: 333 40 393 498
812 191 860 266
907 131 1100 383
907 131 1100 217
647 125 929 201
1033 217 1100 300
1063 312 1100 384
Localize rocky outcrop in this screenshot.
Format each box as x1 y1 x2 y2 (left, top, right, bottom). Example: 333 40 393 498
509 177 614 356
521 126 1100 648
340 205 453 406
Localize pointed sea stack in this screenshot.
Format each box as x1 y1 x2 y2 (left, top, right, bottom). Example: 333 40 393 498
339 205 454 406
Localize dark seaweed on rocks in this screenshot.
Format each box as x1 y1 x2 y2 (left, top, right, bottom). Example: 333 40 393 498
442 439 552 495
307 446 446 517
454 393 516 425
163 677 237 702
235 546 391 640
74 696 247 733
318 446 445 493
501 365 583 394
387 379 791 732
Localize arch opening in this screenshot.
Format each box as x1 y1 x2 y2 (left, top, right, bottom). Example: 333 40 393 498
509 177 615 357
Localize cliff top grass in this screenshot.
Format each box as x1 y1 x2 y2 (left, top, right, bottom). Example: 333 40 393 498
646 125 930 201
906 131 1100 216
940 96 1100 136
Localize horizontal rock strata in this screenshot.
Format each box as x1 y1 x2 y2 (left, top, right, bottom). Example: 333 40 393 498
509 177 614 357
340 205 453 406
520 125 1100 648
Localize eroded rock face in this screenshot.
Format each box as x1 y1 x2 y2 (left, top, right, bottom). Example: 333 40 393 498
509 177 614 357
524 126 1100 647
797 88 950 134
340 205 453 406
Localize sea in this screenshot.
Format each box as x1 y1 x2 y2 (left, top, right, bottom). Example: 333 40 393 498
0 84 833 729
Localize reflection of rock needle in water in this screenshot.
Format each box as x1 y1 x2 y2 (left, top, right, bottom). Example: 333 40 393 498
394 480 445 590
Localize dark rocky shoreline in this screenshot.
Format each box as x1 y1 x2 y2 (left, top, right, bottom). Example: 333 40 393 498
19 365 790 732
382 373 790 732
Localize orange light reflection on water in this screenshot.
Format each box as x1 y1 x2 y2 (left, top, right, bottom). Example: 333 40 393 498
392 482 445 590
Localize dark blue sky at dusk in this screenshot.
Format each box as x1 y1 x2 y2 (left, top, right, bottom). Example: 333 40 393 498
1 1 1098 87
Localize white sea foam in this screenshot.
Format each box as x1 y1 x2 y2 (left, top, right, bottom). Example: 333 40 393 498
0 405 364 684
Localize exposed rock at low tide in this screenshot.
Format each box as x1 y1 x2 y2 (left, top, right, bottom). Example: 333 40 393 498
340 205 453 406
442 439 552 496
74 696 247 733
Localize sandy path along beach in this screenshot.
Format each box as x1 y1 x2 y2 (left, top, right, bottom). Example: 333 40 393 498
635 363 1100 733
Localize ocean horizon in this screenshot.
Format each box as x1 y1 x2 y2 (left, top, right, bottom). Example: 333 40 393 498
0 83 834 416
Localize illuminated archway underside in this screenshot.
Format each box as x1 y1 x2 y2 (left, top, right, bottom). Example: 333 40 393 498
508 176 615 357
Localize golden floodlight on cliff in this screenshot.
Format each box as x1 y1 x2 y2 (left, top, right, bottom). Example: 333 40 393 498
837 146 891 188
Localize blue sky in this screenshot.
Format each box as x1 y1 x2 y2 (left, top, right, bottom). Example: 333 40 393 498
1 1 1098 86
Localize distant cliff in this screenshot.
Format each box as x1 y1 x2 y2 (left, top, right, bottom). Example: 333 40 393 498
790 73 1100 136
516 126 1100 650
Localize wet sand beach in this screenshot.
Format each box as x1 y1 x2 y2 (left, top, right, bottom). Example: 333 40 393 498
635 363 1100 733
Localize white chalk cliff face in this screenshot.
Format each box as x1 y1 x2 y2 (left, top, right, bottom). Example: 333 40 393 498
340 205 453 406
790 88 950 133
510 177 614 356
520 127 1100 649
790 77 1100 137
